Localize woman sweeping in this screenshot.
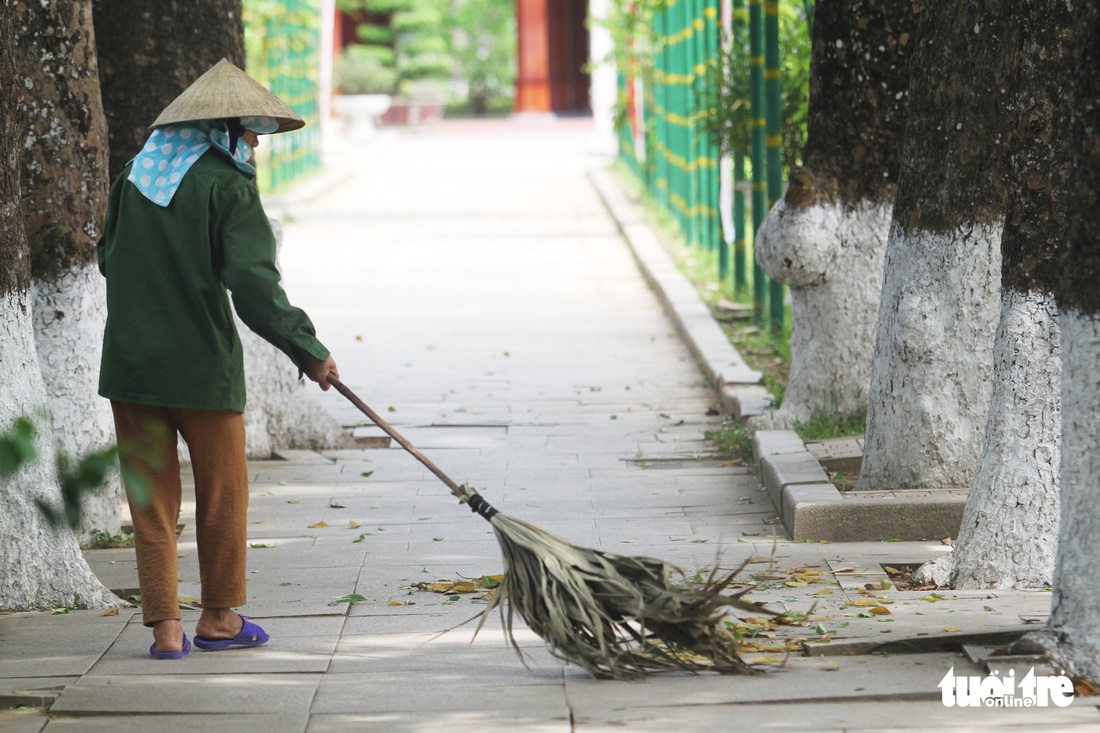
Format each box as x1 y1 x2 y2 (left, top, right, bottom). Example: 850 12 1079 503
97 59 338 659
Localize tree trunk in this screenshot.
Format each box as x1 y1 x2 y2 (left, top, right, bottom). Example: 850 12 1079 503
919 0 1069 589
16 0 120 545
92 0 246 181
0 4 119 610
93 1 351 458
753 0 917 428
855 0 1017 491
1037 0 1100 683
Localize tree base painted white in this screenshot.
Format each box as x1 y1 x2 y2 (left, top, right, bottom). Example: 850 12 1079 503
857 222 1002 490
750 200 891 428
1046 309 1100 680
239 221 352 458
917 289 1060 588
0 291 120 611
32 264 122 545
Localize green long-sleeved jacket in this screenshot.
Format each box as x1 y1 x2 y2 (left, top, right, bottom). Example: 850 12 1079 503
97 149 328 412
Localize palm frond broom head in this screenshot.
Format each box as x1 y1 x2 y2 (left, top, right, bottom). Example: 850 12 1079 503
458 484 767 680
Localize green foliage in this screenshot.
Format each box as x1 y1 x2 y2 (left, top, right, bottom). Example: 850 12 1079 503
340 0 452 96
445 0 516 114
791 402 867 442
597 0 665 134
335 45 398 94
705 420 754 464
1 417 153 531
696 3 812 171
0 418 37 479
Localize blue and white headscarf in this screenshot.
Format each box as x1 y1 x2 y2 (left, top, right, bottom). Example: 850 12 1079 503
127 115 279 207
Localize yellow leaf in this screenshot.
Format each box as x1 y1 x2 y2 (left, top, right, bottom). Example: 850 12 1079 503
309 521 329 528
427 583 454 593
387 600 402 606
349 520 361 529
178 597 201 605
452 581 477 593
834 567 859 573
819 539 832 544
944 627 962 632
287 499 300 504
850 598 892 607
869 606 892 615
884 566 902 575
101 609 119 616
750 656 786 664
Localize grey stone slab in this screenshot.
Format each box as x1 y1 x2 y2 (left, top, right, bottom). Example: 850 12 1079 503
49 673 320 714
312 673 567 715
761 452 831 495
0 713 46 733
307 711 571 733
0 612 130 678
89 616 344 675
44 713 310 733
752 429 808 464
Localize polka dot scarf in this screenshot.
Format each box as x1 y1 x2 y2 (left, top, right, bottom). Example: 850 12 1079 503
127 116 279 207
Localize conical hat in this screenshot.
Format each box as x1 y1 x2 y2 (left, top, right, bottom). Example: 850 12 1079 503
149 58 305 133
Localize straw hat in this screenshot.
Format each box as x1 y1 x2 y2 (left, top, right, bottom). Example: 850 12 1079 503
149 58 305 133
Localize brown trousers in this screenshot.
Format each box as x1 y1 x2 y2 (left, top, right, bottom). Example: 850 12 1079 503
111 402 250 626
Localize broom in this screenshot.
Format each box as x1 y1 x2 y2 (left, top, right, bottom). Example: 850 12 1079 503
329 376 767 680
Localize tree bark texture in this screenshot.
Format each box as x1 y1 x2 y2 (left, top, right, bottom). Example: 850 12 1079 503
857 0 1018 490
753 0 918 427
0 3 119 610
1043 0 1100 682
921 0 1070 589
15 0 121 544
92 0 245 180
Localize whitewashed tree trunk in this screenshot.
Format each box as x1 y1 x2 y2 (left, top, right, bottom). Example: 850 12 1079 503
0 293 121 610
917 0 1068 588
918 290 1061 587
32 265 121 543
238 221 351 458
1044 311 1100 680
856 223 1002 490
754 200 891 426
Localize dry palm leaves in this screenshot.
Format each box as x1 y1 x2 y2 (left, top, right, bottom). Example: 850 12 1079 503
329 377 769 680
458 486 766 680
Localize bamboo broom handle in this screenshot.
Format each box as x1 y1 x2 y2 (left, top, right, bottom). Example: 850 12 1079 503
327 376 464 493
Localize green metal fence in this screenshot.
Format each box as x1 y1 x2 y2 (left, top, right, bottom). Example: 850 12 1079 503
244 0 324 193
616 0 787 333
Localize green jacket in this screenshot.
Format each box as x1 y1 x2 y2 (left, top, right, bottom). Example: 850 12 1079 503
98 149 329 412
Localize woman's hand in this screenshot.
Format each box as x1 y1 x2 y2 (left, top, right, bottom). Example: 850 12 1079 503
300 352 339 391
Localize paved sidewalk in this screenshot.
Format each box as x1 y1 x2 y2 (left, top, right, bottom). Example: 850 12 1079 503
1 119 1095 732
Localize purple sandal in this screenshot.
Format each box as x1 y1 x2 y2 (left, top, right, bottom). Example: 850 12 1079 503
193 614 269 651
150 634 191 660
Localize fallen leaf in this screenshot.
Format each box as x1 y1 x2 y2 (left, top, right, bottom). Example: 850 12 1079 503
329 501 346 509
452 581 477 593
349 520 361 529
749 656 785 664
286 499 300 504
944 627 962 632
834 568 860 573
249 543 273 549
386 600 403 606
309 521 329 528
869 606 892 615
101 609 119 616
336 593 367 604
850 599 893 607
884 566 902 575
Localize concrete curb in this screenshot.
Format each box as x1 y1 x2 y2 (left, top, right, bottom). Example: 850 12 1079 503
589 164 968 543
752 430 968 542
587 167 771 419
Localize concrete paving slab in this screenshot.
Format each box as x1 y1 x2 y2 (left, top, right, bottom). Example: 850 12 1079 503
49 673 321 714
43 713 310 733
0 712 47 733
312 674 568 715
306 710 571 733
0 612 130 678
